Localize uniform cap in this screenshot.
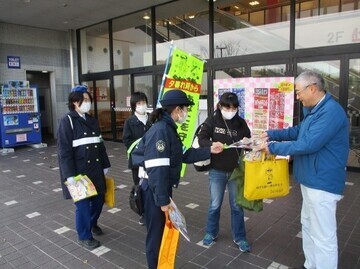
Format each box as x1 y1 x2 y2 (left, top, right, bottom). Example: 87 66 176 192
160 89 194 106
71 85 88 93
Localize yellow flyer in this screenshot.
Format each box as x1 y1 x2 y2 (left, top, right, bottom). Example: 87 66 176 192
65 175 98 202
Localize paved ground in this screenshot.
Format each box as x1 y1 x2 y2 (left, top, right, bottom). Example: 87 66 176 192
0 140 359 269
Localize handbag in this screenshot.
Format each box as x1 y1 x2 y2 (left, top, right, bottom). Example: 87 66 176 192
244 153 289 200
104 176 115 208
157 211 180 269
129 185 144 216
230 153 263 212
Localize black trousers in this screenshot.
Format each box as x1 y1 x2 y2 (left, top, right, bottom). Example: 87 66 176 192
131 167 140 185
141 180 165 269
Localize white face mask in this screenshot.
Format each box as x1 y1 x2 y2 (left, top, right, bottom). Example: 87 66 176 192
177 109 188 124
79 101 91 114
136 105 147 115
221 109 237 120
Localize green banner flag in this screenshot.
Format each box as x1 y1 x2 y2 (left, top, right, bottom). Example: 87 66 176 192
162 48 205 176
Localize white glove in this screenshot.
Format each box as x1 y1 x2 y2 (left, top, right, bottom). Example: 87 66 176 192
103 168 109 175
66 177 76 185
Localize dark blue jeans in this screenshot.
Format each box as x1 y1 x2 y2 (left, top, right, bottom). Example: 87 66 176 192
205 169 246 242
75 193 104 240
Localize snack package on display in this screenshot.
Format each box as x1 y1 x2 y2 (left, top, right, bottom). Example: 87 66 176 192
169 198 190 242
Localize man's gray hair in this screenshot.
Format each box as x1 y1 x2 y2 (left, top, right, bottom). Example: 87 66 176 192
295 71 325 92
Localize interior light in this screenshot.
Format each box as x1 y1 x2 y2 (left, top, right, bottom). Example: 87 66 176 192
42 71 48 73
249 1 259 6
143 13 150 20
188 15 195 19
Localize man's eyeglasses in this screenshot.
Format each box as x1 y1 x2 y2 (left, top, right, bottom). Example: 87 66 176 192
295 83 317 95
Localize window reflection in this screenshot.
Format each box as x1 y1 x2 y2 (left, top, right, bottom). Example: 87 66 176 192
348 58 360 168
80 22 110 74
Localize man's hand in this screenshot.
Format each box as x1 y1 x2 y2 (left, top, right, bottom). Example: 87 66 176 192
260 131 269 139
211 142 223 154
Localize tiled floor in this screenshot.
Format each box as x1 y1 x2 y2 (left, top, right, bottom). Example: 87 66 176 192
0 140 359 269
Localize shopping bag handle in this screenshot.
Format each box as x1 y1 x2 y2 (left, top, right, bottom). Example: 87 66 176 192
261 152 275 162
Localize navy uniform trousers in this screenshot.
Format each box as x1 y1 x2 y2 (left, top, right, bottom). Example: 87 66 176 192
75 193 104 240
142 179 166 269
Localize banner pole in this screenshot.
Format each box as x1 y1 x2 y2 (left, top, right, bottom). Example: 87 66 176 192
156 41 174 108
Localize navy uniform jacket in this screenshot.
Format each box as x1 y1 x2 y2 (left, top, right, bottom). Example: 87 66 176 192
132 111 211 207
122 114 151 168
57 111 111 199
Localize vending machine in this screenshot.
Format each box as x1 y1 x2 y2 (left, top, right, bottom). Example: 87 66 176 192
0 80 42 148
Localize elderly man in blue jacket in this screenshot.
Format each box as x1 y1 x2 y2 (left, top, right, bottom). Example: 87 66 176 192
260 71 349 269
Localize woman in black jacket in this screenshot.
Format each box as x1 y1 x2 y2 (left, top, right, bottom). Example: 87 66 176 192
198 92 251 252
57 85 111 250
122 92 151 225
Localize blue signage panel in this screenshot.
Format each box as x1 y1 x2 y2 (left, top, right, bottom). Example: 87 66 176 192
7 56 21 69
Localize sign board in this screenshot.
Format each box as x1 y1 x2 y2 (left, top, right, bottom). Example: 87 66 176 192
7 56 21 69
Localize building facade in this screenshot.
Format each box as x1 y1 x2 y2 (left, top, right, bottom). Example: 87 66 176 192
0 0 359 169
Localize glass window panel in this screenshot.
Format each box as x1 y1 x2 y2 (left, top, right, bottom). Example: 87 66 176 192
342 0 355 11
297 61 340 99
320 0 340 15
215 67 246 80
266 7 282 24
348 58 360 168
80 22 110 74
85 80 113 139
282 5 291 21
250 10 265 25
251 64 286 77
155 0 209 64
134 75 154 109
214 0 289 58
114 75 131 140
112 9 152 69
296 0 360 49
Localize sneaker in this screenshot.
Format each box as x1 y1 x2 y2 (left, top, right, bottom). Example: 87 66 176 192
202 233 217 246
233 239 251 252
92 225 103 236
78 238 100 250
138 215 145 226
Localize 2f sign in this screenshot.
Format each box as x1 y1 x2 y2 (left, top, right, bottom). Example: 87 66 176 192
328 31 344 44
7 56 21 69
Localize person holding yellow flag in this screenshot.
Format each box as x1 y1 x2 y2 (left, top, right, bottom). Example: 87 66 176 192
131 89 224 269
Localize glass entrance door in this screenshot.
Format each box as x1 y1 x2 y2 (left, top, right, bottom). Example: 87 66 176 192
348 58 360 169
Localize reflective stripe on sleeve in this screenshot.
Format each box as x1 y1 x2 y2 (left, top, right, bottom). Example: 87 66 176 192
72 136 101 147
138 166 148 179
144 158 170 168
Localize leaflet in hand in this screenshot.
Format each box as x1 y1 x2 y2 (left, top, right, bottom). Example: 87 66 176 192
224 137 267 150
65 174 98 202
169 198 190 242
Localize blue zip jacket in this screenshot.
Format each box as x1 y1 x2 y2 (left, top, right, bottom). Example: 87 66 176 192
132 111 211 206
267 92 349 195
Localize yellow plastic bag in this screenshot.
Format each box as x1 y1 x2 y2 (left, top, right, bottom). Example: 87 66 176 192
157 211 180 269
104 176 115 208
244 154 289 200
